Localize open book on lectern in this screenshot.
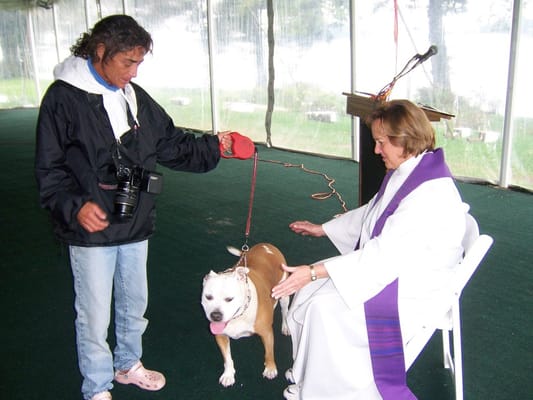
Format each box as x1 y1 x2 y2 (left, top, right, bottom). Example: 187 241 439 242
342 91 455 123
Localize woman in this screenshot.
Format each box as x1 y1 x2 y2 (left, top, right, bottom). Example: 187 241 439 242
272 99 466 400
35 15 231 400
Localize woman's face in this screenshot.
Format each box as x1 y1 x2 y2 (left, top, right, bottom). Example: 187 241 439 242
371 119 411 170
93 45 146 89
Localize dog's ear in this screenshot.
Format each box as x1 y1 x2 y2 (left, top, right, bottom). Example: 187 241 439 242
203 270 217 283
234 266 250 280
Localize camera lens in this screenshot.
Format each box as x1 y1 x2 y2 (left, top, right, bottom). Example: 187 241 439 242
113 166 142 219
114 180 139 218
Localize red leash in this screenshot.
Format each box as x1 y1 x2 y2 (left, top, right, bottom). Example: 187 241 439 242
219 131 258 252
243 148 259 249
221 131 346 251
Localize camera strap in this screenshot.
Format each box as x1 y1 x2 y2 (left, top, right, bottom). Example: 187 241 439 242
111 103 142 171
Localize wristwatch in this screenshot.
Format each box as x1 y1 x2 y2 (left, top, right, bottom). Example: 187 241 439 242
309 265 317 281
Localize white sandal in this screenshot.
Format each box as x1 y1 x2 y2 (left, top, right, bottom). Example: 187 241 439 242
90 391 111 400
283 384 300 400
285 368 295 384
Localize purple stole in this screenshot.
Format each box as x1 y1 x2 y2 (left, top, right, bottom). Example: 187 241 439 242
359 149 452 399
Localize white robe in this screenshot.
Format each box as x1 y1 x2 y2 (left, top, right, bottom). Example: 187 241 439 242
287 153 466 399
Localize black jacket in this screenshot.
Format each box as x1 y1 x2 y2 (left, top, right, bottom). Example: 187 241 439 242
35 80 220 246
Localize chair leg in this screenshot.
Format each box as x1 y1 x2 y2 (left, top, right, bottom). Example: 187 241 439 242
452 303 464 400
442 327 454 371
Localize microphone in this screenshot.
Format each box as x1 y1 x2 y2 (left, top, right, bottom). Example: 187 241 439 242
418 45 438 63
374 45 438 101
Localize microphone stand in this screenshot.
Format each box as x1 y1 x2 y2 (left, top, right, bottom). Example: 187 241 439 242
374 52 427 102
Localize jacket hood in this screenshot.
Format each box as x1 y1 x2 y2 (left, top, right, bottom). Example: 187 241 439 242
53 56 138 139
54 55 112 95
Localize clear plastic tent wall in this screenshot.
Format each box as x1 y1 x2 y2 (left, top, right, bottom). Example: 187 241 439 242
0 0 531 191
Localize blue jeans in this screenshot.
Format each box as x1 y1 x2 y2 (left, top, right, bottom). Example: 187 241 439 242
69 240 149 400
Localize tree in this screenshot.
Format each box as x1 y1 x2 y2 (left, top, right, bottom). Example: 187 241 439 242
428 0 467 92
212 0 348 87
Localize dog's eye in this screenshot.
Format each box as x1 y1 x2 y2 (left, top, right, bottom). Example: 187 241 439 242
205 295 213 301
224 297 234 302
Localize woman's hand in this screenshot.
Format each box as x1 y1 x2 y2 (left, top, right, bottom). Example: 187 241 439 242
217 131 232 153
77 201 109 233
272 263 326 299
289 220 325 237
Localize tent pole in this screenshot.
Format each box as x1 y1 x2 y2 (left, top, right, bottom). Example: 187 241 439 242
206 0 219 135
499 0 521 188
27 8 42 103
349 0 358 162
52 2 61 63
84 0 90 30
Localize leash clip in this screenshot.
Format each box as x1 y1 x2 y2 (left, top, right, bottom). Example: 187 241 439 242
238 244 250 268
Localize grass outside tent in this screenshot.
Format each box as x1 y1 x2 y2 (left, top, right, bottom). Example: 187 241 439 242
1 78 532 189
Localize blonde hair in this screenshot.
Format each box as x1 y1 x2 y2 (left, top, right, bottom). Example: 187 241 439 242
366 99 435 156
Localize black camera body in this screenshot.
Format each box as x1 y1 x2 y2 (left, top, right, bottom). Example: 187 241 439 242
114 165 163 220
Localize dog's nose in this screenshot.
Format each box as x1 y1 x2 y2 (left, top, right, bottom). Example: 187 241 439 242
210 311 223 322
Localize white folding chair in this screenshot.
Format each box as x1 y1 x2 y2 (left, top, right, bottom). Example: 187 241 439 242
404 210 494 400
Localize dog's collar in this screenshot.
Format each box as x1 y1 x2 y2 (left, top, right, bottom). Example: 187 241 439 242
223 252 252 321
229 275 252 321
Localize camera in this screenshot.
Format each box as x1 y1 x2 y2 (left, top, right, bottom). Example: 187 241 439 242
114 165 163 220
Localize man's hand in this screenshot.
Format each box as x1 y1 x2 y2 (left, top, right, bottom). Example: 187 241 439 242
77 201 109 233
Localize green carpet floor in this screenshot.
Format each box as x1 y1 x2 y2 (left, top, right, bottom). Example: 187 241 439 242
1 108 531 399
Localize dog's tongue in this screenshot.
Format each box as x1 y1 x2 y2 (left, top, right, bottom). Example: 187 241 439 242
210 321 227 335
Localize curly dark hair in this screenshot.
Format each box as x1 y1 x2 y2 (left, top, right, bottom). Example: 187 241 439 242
70 14 153 63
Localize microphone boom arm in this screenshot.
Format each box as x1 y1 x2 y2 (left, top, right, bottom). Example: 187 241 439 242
374 45 438 102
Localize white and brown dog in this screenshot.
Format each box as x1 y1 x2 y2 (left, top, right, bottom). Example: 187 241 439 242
201 243 290 387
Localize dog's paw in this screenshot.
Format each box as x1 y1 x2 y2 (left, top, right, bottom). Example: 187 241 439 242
219 371 236 387
262 366 278 380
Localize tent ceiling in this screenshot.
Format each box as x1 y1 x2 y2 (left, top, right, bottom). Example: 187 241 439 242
0 1 52 11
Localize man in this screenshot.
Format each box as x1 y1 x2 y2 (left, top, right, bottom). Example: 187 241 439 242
35 15 231 400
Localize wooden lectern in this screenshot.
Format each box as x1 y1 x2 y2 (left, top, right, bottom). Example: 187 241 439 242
343 92 454 205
